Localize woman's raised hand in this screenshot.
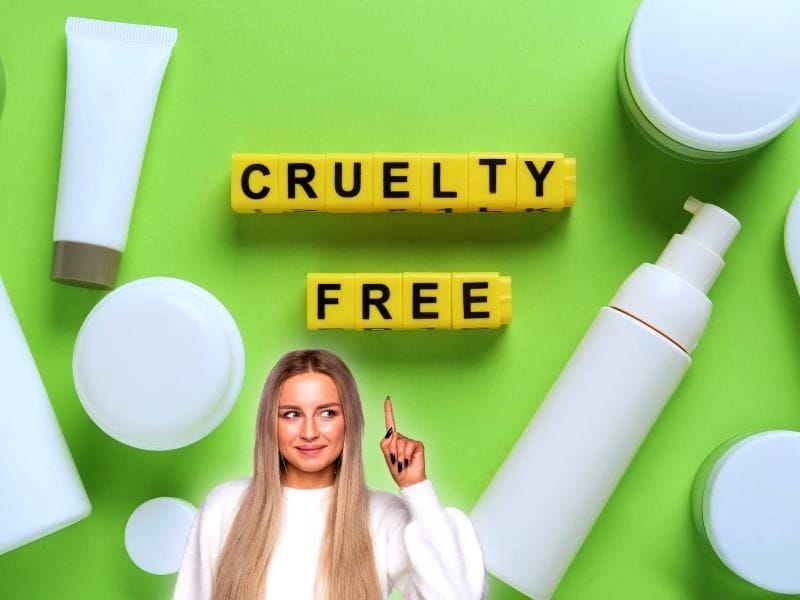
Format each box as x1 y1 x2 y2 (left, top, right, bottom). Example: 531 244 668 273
380 395 427 488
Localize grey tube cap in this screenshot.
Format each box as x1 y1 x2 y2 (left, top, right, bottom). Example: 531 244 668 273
51 241 121 290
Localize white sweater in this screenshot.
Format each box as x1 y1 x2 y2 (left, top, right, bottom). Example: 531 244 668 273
172 478 488 600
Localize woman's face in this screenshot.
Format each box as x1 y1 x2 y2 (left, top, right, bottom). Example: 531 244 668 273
277 371 345 487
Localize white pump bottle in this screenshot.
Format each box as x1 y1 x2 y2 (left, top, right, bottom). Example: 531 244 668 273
471 198 740 600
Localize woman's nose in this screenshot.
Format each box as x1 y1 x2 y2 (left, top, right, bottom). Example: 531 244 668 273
301 417 319 440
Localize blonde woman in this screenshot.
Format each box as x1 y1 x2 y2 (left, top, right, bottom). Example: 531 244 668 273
172 349 488 600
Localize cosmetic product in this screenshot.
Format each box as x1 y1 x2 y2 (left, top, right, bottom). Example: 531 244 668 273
0 277 91 555
307 272 512 330
52 17 177 289
471 198 739 600
619 0 800 163
73 278 244 450
231 152 576 213
125 497 197 575
785 188 800 292
691 431 800 594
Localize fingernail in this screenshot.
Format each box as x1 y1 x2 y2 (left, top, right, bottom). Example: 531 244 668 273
390 453 396 464
384 427 393 439
398 462 404 473
404 458 409 468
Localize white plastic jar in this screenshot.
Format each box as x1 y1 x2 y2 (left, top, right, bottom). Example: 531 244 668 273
73 277 245 450
692 431 800 595
619 0 800 163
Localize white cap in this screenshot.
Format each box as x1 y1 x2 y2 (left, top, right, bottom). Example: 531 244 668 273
656 197 740 295
125 497 197 575
626 0 800 152
73 278 245 450
612 198 740 352
702 431 800 594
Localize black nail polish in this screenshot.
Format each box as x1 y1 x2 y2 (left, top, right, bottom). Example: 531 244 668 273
390 453 396 464
404 458 409 468
384 427 393 439
398 462 403 473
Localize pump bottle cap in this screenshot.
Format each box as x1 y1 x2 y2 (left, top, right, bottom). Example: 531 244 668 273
611 198 740 352
656 197 740 294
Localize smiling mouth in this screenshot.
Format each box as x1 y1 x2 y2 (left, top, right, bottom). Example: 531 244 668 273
297 446 325 455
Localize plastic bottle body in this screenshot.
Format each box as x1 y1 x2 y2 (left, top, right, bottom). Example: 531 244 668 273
0 278 91 555
471 307 690 600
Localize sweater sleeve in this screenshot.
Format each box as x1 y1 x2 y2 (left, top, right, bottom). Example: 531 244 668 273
172 486 229 600
386 479 488 600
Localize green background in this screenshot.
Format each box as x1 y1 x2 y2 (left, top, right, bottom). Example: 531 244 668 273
1 1 799 598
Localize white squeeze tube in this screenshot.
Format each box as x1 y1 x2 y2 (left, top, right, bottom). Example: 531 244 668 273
471 198 740 600
0 278 91 555
52 17 177 289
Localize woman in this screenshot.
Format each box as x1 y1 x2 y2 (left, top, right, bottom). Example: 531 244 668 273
172 349 488 600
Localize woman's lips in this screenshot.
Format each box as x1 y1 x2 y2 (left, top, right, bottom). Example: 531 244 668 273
297 446 325 456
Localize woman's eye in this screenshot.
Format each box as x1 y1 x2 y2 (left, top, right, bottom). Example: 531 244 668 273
321 409 337 418
283 411 299 418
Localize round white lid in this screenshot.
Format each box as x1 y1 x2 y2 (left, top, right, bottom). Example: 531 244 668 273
74 278 245 450
125 497 197 575
627 0 800 152
704 431 800 594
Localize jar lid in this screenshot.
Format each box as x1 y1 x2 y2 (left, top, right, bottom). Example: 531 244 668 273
626 0 800 152
703 431 800 594
73 277 244 450
125 497 197 575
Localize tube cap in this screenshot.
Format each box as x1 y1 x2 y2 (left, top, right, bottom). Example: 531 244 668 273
51 241 121 290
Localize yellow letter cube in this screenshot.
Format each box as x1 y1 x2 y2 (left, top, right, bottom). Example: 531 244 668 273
231 154 280 213
373 154 421 212
325 154 374 213
402 272 452 329
452 272 510 329
354 273 403 329
420 154 469 213
468 153 517 212
517 154 573 212
307 273 355 330
279 154 326 212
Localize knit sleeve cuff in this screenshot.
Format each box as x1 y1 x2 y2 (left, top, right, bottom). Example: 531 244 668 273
399 478 445 522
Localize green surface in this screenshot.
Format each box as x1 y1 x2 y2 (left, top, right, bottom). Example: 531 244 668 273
1 1 800 599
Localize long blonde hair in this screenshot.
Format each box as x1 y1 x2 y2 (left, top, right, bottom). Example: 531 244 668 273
211 349 383 600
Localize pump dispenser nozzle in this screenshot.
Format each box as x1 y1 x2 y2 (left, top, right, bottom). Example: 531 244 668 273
656 198 740 294
611 198 740 352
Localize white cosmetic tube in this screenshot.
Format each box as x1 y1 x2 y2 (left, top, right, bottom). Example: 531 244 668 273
471 199 740 599
52 17 177 289
0 278 91 555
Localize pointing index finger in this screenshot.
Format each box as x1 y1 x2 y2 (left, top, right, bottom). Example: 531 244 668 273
384 395 395 432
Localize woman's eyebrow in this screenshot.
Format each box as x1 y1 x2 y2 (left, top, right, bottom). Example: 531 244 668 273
278 402 342 410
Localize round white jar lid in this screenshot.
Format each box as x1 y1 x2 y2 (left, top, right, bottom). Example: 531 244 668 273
704 430 800 594
626 0 800 152
74 277 244 450
125 497 197 575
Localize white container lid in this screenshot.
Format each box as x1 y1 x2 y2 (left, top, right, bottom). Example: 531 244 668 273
73 277 244 450
125 497 197 575
626 0 800 152
703 431 800 594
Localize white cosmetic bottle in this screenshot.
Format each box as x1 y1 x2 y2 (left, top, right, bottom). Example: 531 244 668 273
471 198 740 600
0 278 91 555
